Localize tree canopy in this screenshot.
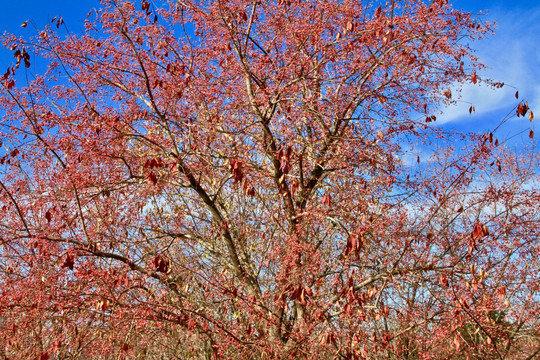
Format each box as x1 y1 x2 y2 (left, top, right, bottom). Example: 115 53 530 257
0 0 538 359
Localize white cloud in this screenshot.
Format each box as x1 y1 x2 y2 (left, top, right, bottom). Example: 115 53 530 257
437 83 513 124
438 4 540 124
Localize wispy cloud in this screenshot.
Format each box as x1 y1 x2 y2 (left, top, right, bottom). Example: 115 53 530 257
438 4 540 124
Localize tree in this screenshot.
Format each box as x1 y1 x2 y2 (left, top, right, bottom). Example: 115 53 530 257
0 0 538 358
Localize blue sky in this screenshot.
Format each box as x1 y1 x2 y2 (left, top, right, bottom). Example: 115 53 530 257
0 0 99 34
0 0 538 140
439 0 540 136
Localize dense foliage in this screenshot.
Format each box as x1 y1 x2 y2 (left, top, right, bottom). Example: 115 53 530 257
0 0 538 358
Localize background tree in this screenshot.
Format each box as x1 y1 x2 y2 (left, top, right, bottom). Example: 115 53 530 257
0 0 538 358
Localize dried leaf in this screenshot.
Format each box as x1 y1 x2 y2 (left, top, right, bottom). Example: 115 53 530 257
322 194 332 206
439 274 449 287
517 102 529 117
497 286 507 302
346 20 354 33
229 159 244 183
154 255 170 274
472 222 489 240
148 172 158 185
61 254 75 270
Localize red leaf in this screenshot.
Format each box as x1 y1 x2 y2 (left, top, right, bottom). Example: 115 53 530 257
345 233 363 258
345 235 353 257
229 159 244 183
1 67 10 81
471 72 477 84
517 102 529 117
290 284 303 301
62 254 75 270
147 172 158 185
142 0 151 15
22 52 31 68
300 287 307 304
322 194 332 206
472 222 489 240
497 286 507 302
439 274 449 287
345 20 354 33
20 20 28 28
515 90 519 99
530 129 534 139
443 89 452 99
375 6 382 18
99 299 110 311
154 255 170 273
45 210 52 223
